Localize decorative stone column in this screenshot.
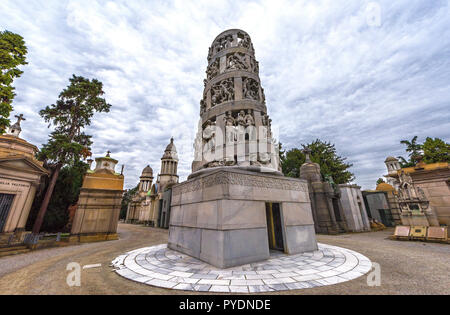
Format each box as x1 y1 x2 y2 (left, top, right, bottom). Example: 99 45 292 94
193 29 280 174
169 29 318 268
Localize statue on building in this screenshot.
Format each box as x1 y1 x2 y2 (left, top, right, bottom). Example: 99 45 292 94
396 168 440 227
172 29 318 269
300 147 348 234
224 112 236 144
227 52 248 71
71 151 124 241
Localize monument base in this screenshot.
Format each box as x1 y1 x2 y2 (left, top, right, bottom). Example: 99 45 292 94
168 169 318 268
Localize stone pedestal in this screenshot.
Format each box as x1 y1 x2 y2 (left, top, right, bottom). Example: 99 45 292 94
71 188 123 235
339 184 371 232
70 152 124 240
168 168 318 268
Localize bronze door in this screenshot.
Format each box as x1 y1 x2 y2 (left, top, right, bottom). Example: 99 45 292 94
266 203 284 251
0 194 14 232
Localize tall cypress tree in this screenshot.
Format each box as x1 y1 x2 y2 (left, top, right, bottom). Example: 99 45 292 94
33 75 111 234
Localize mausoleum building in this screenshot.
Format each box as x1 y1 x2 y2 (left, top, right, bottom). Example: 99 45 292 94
71 151 124 242
126 138 179 228
0 115 48 239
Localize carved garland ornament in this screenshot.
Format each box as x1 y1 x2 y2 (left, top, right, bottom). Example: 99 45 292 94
173 171 307 195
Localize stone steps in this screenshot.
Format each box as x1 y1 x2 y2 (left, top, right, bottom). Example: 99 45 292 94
0 245 30 257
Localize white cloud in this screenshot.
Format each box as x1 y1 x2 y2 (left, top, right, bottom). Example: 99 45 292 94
1 0 449 190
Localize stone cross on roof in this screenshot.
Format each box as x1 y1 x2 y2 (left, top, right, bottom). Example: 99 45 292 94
14 114 26 125
8 113 26 137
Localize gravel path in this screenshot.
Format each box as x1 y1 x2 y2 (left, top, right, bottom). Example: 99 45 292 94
0 224 448 295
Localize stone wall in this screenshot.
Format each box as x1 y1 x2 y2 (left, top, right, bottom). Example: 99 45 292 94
168 169 317 268
71 188 123 234
362 191 395 226
0 158 46 233
411 169 450 226
339 185 370 232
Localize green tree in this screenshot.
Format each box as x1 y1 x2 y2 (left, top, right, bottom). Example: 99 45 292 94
422 137 450 163
0 30 28 133
33 75 111 234
281 147 303 178
27 160 88 232
398 136 423 167
376 178 385 185
398 136 449 167
120 184 139 220
281 139 354 184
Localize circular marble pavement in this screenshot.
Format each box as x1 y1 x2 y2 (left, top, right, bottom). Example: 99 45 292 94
111 243 372 293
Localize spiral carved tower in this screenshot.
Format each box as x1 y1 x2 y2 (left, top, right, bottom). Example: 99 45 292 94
192 29 280 175
169 30 317 268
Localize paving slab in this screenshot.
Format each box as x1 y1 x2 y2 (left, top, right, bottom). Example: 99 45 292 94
111 243 372 293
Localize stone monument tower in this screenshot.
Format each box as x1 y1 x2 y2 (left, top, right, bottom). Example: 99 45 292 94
191 29 280 173
300 148 348 234
168 29 318 268
159 138 179 187
139 165 154 193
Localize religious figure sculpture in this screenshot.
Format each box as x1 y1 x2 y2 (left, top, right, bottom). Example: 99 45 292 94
250 57 259 74
224 111 237 143
224 35 233 48
238 32 254 52
207 47 213 62
227 52 248 71
206 59 219 80
244 109 255 126
202 120 216 153
397 169 439 226
244 109 256 140
236 110 246 126
192 29 281 171
211 78 234 106
243 77 260 100
200 99 206 115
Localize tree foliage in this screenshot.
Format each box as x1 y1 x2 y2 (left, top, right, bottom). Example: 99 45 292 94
120 184 139 220
0 30 28 133
38 75 111 164
398 136 422 167
422 137 450 164
280 139 354 184
27 161 89 232
33 75 111 233
398 136 449 167
376 178 385 185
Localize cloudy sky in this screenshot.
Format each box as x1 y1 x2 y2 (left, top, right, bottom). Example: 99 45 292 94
1 0 449 190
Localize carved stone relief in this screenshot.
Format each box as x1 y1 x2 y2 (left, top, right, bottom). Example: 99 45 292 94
243 77 260 101
224 111 237 143
173 171 308 196
196 30 278 173
250 57 259 74
211 78 234 106
202 120 216 153
200 98 206 115
244 109 255 126
237 32 254 52
227 52 248 71
206 59 219 80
